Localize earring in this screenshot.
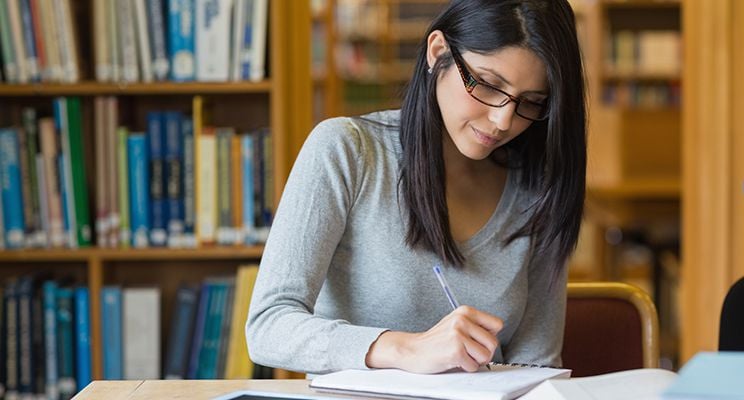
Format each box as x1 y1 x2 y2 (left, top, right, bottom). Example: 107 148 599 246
427 67 433 74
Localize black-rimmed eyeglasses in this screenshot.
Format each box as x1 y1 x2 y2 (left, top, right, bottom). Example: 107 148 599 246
448 45 549 121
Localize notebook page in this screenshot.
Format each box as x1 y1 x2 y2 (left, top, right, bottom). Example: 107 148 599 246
310 365 571 400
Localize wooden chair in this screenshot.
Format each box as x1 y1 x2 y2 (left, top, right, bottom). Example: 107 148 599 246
562 282 660 377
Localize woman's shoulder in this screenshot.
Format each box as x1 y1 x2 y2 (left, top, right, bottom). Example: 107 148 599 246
306 110 402 156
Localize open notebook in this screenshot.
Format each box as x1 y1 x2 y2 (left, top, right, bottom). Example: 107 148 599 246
309 364 571 400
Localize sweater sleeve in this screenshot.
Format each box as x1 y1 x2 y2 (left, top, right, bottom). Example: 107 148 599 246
501 242 568 367
245 118 388 374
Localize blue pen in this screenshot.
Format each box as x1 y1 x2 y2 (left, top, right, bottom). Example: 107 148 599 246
433 264 460 309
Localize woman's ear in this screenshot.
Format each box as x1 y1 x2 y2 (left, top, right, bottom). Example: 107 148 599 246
426 30 449 71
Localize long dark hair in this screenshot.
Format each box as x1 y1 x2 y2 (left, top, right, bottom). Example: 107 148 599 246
399 0 586 278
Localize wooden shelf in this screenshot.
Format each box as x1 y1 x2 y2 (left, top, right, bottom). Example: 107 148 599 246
588 178 681 199
0 246 265 262
0 81 273 96
603 70 681 81
600 0 680 8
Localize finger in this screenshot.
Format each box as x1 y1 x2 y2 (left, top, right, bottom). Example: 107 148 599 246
455 306 504 335
460 334 496 366
453 343 482 372
466 323 500 358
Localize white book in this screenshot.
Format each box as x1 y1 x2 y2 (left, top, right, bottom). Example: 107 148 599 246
118 0 139 82
311 365 572 400
107 0 120 81
229 0 246 81
123 288 161 380
195 0 233 81
133 0 153 82
520 368 678 400
248 0 267 81
94 0 111 81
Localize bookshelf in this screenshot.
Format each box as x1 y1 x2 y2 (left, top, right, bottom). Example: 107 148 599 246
0 0 312 388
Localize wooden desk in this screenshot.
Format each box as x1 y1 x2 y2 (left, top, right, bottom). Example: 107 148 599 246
72 379 373 400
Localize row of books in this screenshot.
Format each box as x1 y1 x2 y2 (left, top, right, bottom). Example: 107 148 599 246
0 0 79 84
92 0 267 83
605 30 682 76
0 96 274 251
602 82 681 108
0 99 92 250
1 277 91 400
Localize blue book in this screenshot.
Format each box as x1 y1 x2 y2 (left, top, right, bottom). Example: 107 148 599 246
56 287 76 399
147 112 167 246
187 281 210 379
54 98 77 248
240 134 255 244
0 128 26 248
181 119 195 246
18 0 39 81
662 352 744 399
128 134 151 248
164 112 184 245
164 285 198 379
239 0 254 80
101 286 123 379
42 281 59 400
57 155 71 247
200 280 228 379
74 287 91 392
168 0 196 81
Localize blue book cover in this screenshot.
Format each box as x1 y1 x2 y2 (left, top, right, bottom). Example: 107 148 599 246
74 287 91 392
182 119 195 245
56 287 76 399
42 281 59 400
200 280 228 379
169 0 196 81
240 134 255 244
164 112 184 244
164 285 198 379
147 0 170 80
187 281 210 379
147 112 167 246
18 0 39 81
101 286 123 380
128 134 151 248
0 128 26 248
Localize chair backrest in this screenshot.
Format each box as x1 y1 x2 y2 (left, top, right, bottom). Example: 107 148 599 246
562 282 660 377
719 276 744 351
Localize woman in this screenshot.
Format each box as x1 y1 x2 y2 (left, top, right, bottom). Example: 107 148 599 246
246 0 586 375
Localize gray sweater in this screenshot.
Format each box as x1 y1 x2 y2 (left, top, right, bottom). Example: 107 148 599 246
245 110 567 375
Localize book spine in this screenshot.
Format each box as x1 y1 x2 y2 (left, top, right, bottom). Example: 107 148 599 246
123 288 161 379
240 134 255 244
186 282 209 379
38 0 61 81
117 0 139 82
224 265 258 379
107 97 120 247
147 112 167 246
17 277 33 396
117 126 130 248
127 133 150 248
34 155 49 249
56 154 71 247
252 130 263 241
74 287 91 392
164 285 197 379
95 97 109 247
5 280 19 399
164 112 184 247
215 128 233 245
28 0 46 80
229 0 245 81
195 0 231 81
55 288 76 399
0 0 19 83
216 280 234 377
230 134 242 244
18 0 39 81
53 97 78 248
169 0 195 81
196 128 216 244
22 108 43 247
0 163 4 250
147 0 169 81
133 0 153 82
93 0 110 81
38 118 64 248
181 119 195 247
16 123 35 247
196 282 219 378
261 129 273 229
107 0 120 81
42 281 59 400
7 0 29 83
0 129 26 249
249 0 267 81
66 97 92 246
60 0 79 82
101 286 123 379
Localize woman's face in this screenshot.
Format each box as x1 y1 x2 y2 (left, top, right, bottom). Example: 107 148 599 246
428 32 549 161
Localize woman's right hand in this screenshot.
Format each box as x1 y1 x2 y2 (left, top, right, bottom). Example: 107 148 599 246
365 306 504 373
